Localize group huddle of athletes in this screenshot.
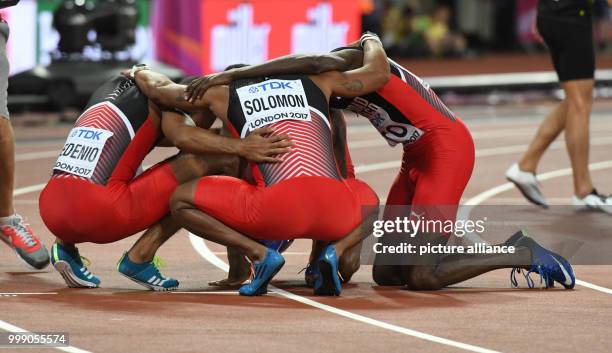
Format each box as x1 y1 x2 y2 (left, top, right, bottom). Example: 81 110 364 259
37 33 576 296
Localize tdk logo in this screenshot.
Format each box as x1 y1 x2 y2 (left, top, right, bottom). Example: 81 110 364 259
254 81 294 92
74 129 103 140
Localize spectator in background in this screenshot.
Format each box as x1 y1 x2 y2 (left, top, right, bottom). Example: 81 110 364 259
382 5 428 57
0 1 50 269
416 4 467 57
381 2 467 58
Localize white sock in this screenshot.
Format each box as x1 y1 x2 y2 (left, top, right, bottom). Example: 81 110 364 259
0 214 18 226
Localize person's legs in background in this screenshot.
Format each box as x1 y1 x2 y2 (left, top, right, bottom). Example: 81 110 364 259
0 116 15 218
518 100 568 173
0 20 49 269
562 79 595 198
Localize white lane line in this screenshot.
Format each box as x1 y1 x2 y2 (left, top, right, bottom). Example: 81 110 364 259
13 183 46 197
15 151 59 162
354 137 612 173
464 159 612 295
213 251 309 256
0 293 57 296
348 125 612 149
0 320 92 353
188 235 500 353
464 160 612 205
575 280 612 295
171 291 240 295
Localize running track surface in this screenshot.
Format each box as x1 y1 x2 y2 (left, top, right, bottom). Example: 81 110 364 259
1 103 612 353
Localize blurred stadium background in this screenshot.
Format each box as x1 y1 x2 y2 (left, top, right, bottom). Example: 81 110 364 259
2 0 612 116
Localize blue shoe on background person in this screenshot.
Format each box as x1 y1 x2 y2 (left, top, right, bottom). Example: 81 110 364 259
117 252 179 291
313 245 342 296
239 249 285 296
51 242 100 288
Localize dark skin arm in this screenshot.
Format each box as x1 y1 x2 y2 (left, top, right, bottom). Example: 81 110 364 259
155 104 216 147
185 49 365 102
310 39 391 99
160 110 290 163
185 37 388 102
131 70 293 162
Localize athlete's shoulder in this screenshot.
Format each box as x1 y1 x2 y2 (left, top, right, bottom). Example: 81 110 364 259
85 76 142 108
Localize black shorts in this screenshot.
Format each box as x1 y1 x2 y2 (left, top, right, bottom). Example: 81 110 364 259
537 16 595 82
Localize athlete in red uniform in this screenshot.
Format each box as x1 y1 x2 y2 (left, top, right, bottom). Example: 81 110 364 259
39 74 290 290
181 43 575 292
131 34 388 296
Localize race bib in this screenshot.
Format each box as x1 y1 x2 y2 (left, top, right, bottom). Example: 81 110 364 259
236 79 311 137
53 127 113 178
346 97 424 147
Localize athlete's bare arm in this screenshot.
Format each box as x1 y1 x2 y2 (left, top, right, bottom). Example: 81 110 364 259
132 69 208 112
161 111 291 163
152 100 216 147
312 38 390 99
131 70 293 163
184 49 364 102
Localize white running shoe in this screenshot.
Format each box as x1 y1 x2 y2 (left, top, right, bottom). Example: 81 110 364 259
572 189 612 214
505 163 549 208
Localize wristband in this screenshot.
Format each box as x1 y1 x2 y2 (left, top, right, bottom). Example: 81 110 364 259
359 33 382 47
129 64 149 79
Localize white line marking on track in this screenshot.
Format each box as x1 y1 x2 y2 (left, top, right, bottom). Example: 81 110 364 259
0 293 57 296
212 251 309 256
349 129 612 149
13 183 46 197
354 137 612 174
171 291 241 295
0 320 92 353
575 280 612 295
464 159 612 295
15 151 59 161
188 234 500 353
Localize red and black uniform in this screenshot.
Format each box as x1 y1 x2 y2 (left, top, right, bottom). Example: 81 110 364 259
192 74 378 241
331 58 475 224
39 76 178 244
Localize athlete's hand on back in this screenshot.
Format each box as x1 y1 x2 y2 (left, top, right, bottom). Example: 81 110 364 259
239 127 293 164
184 72 232 103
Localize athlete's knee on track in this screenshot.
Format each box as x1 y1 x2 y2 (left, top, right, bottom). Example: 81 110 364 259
372 264 405 286
404 266 443 290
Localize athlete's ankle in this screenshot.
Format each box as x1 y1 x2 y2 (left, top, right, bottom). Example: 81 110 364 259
574 184 594 198
127 250 153 264
249 246 268 263
55 239 76 251
517 161 536 174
